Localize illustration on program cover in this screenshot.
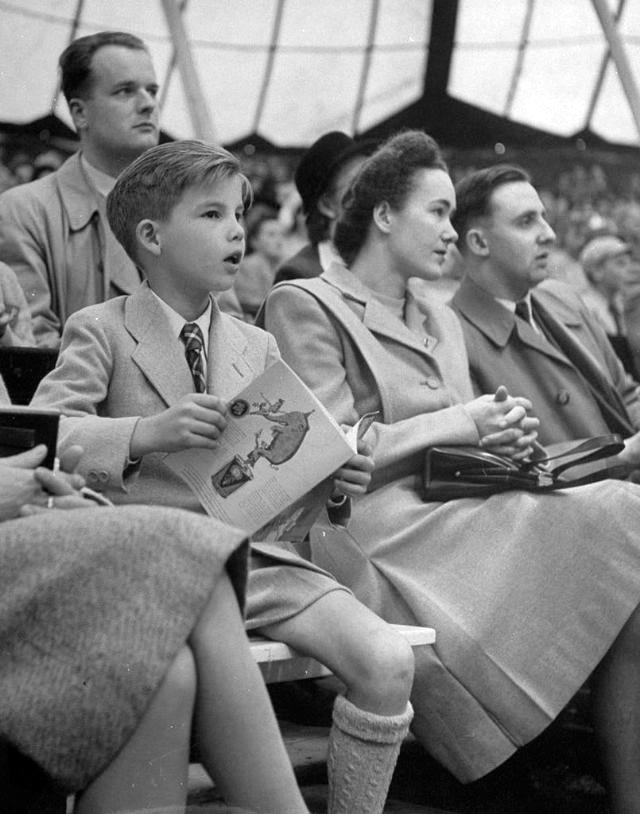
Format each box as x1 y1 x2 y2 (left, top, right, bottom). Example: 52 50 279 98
211 395 314 498
163 359 356 536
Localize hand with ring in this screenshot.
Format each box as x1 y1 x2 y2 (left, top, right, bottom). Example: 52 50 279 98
22 445 94 516
0 444 96 519
0 445 49 521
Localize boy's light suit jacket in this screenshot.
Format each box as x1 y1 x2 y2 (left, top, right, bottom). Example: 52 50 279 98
32 283 280 508
32 282 348 631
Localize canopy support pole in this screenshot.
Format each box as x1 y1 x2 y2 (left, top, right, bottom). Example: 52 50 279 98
159 0 188 111
160 0 216 142
251 0 285 135
584 0 625 130
591 0 640 143
504 0 534 117
351 0 380 134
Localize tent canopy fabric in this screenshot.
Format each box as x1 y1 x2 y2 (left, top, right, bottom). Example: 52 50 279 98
0 0 639 150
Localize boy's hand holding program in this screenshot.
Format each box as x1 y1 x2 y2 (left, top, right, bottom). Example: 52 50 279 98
331 438 374 499
131 393 228 457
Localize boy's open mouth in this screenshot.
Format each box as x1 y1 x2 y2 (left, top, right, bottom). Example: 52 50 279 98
224 251 242 265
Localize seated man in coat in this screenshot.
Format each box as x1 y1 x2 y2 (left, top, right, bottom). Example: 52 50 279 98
0 31 159 347
450 164 640 465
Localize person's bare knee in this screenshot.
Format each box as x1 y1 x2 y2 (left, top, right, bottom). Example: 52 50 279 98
260 595 414 715
344 626 414 713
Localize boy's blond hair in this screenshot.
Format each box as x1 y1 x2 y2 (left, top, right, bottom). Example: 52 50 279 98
107 139 252 262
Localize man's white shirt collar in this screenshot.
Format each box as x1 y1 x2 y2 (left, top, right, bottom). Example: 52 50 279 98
496 291 540 333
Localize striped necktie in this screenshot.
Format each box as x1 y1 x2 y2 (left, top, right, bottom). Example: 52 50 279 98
180 323 207 393
515 299 532 325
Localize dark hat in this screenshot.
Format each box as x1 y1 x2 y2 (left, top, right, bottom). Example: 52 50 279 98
295 131 376 213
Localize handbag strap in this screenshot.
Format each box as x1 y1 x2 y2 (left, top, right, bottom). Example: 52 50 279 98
543 460 629 489
525 434 623 472
518 433 626 489
538 434 627 487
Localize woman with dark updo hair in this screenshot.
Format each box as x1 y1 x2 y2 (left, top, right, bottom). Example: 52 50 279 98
264 129 640 812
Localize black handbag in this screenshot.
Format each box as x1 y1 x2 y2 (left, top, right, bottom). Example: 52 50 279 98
423 435 627 501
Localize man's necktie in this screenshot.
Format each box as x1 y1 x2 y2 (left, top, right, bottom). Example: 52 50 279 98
515 299 532 325
180 323 207 393
609 297 626 337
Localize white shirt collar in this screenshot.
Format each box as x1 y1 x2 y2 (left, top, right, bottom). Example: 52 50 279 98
496 291 539 333
495 291 532 314
148 284 212 359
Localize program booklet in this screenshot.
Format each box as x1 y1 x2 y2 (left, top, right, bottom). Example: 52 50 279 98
164 359 375 539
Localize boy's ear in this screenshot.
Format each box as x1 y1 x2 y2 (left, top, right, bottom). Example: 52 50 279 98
465 227 489 257
68 98 87 133
373 201 392 234
136 219 162 256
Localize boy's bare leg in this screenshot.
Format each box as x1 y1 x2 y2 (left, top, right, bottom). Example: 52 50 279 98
260 590 414 814
260 589 414 714
190 573 309 814
75 646 195 814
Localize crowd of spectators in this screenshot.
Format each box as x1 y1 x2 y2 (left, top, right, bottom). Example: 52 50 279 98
0 144 66 193
4 138 640 288
5 134 640 375
172 149 640 305
242 152 640 288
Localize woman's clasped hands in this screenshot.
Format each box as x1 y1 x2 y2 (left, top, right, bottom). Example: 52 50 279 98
466 385 540 461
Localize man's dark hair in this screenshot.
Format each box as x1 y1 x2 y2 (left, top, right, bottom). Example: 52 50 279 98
59 31 148 102
453 165 531 251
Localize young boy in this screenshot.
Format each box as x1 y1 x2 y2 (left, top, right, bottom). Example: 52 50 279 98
32 140 414 814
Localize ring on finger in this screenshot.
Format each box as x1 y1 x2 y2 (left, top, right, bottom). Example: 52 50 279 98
47 496 54 509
